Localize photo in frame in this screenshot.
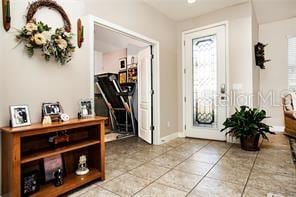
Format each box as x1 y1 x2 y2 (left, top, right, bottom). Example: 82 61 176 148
79 99 95 118
128 67 138 83
42 102 63 122
22 170 40 196
43 154 64 183
10 105 31 128
119 71 127 84
119 57 127 70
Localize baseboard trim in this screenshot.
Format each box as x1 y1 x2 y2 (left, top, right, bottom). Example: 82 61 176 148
160 132 179 144
270 126 285 132
178 131 185 138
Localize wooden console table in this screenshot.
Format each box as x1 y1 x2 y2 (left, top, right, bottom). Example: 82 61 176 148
1 116 107 197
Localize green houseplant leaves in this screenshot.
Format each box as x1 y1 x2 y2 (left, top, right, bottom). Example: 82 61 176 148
220 106 275 140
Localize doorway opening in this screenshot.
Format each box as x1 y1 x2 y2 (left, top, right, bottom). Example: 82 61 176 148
88 16 160 145
182 22 229 141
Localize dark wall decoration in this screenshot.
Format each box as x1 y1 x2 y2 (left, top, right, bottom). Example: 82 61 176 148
254 42 271 69
26 0 71 32
77 18 84 48
2 0 11 31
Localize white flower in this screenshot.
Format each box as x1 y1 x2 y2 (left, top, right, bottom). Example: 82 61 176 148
64 32 72 37
25 22 38 32
55 37 68 50
25 43 32 48
34 33 47 45
42 31 51 40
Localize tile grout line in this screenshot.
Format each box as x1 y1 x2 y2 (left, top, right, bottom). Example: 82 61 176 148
98 138 225 196
240 142 261 197
185 143 233 197
98 185 123 197
130 142 193 196
131 140 211 196
78 139 196 197
98 140 164 196
143 141 212 193
75 136 295 197
100 140 189 197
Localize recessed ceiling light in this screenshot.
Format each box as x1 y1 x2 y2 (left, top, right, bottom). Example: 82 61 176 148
187 0 197 4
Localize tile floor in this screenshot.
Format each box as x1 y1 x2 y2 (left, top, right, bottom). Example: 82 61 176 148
69 134 296 197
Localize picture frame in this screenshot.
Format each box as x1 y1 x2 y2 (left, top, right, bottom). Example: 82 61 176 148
128 67 138 83
119 57 127 70
79 98 95 118
22 170 40 196
10 105 31 128
42 102 63 122
119 71 127 84
43 154 64 183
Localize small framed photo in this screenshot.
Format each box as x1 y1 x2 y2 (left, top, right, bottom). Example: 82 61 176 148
42 102 63 122
10 105 31 128
43 154 64 183
128 67 138 83
119 57 127 70
80 99 94 118
22 170 40 196
119 71 127 84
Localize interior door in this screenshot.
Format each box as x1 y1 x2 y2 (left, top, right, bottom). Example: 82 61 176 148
138 47 153 144
184 25 227 141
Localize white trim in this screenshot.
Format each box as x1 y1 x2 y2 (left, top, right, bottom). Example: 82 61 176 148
181 21 230 138
270 126 285 132
183 21 229 36
160 132 179 144
178 131 186 138
85 15 161 145
287 34 296 39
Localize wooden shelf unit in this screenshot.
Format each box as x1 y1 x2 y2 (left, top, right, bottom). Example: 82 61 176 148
21 139 101 164
32 168 101 197
1 117 107 197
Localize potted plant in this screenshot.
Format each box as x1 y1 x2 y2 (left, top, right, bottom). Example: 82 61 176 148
220 106 275 151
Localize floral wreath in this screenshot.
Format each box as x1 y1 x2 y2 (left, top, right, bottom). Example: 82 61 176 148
16 0 75 65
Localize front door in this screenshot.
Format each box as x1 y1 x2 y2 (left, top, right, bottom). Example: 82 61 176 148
184 25 227 141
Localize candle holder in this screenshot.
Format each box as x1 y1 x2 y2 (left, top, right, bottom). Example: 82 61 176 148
77 18 84 48
2 0 11 31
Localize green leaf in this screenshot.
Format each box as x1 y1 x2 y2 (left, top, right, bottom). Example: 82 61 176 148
220 106 274 140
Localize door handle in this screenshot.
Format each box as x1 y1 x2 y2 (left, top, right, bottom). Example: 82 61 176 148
220 84 226 94
220 84 226 100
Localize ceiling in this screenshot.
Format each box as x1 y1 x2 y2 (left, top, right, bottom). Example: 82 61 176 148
142 0 248 21
94 25 148 53
252 0 296 24
94 0 296 53
141 0 296 24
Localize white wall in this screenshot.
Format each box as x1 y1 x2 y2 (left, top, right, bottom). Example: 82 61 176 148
251 4 260 108
0 0 177 135
94 51 103 75
259 17 296 127
127 44 142 65
102 49 127 74
177 3 254 132
0 0 86 126
84 0 178 138
0 0 87 193
0 0 178 190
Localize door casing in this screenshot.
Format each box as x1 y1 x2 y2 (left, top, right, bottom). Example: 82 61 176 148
84 15 161 144
181 21 230 140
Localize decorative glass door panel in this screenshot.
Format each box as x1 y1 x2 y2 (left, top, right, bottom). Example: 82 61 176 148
193 35 217 128
184 24 227 141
